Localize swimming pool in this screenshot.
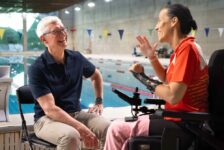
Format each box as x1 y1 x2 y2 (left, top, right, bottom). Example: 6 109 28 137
1 55 157 114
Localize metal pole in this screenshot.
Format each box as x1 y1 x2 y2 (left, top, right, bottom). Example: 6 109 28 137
22 13 28 85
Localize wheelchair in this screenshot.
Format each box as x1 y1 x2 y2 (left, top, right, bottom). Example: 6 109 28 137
112 49 224 150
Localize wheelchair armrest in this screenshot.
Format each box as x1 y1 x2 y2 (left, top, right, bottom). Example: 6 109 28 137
155 110 210 121
144 99 166 105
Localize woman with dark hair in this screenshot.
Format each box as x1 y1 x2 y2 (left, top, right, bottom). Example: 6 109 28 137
104 4 208 150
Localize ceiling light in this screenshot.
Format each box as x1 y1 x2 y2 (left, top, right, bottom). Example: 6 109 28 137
27 9 33 12
17 8 22 12
105 0 112 2
7 8 13 11
65 10 70 14
74 7 81 11
87 2 95 8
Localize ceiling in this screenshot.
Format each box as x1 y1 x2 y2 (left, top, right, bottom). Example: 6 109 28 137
0 0 85 13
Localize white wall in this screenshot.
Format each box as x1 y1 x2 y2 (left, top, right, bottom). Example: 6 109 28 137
60 0 224 58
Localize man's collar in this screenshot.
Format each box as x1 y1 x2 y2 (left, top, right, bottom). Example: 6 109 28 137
43 48 69 65
44 49 58 65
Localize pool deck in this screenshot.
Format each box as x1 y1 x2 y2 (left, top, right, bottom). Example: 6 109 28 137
85 54 170 65
0 51 170 65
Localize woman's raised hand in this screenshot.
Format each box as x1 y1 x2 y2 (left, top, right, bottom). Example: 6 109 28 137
136 35 158 59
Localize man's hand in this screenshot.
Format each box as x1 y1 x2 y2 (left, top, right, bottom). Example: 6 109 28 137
88 104 103 115
78 124 99 149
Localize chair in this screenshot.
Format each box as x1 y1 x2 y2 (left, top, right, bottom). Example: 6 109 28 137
0 78 12 122
127 49 224 150
16 85 56 150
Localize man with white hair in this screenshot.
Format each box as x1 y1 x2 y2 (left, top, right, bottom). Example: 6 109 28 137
28 16 110 150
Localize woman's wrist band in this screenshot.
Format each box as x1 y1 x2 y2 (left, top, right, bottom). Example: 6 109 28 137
95 97 103 104
149 55 157 63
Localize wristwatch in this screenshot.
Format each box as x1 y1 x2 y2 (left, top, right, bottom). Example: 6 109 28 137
95 97 103 104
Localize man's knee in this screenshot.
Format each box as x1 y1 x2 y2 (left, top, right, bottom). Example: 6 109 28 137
58 129 81 147
89 116 110 137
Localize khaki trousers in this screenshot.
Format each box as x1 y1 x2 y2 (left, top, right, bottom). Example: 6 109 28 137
34 111 111 150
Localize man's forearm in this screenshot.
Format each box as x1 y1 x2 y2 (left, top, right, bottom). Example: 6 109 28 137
45 106 84 129
91 70 103 99
92 81 103 98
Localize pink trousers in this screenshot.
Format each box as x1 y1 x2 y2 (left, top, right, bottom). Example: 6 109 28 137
104 115 150 150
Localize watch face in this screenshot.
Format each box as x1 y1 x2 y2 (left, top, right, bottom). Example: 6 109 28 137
95 97 102 104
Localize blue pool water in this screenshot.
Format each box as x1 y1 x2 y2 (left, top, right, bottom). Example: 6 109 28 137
1 56 156 114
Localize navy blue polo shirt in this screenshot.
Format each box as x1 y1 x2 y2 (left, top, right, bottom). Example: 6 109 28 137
28 49 95 121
